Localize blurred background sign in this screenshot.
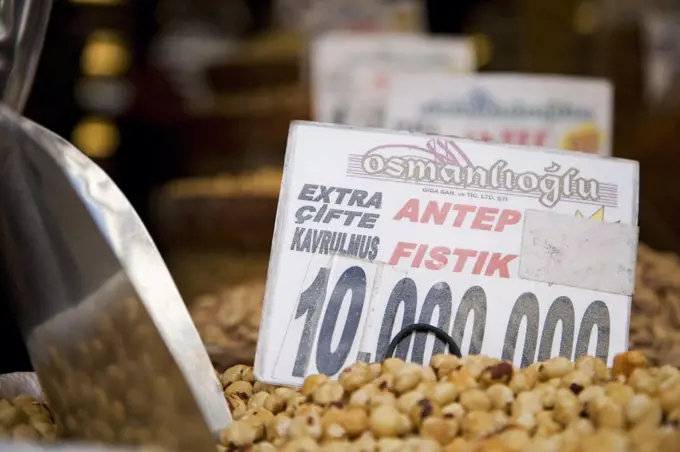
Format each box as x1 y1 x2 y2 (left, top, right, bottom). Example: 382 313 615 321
276 0 425 34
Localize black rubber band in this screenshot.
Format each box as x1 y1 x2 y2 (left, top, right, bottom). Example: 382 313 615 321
384 323 462 361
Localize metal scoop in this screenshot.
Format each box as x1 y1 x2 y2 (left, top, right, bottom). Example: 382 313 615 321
0 1 231 450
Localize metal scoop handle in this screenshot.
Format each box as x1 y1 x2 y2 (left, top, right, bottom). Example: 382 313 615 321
0 0 52 374
0 0 52 112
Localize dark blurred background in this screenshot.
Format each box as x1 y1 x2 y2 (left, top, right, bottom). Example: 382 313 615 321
19 0 680 310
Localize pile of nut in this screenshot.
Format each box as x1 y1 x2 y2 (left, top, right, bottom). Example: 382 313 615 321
28 294 223 451
1 351 680 450
0 395 57 441
190 280 265 369
631 244 680 367
217 352 680 452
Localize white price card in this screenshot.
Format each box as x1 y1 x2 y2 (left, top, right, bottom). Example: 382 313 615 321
255 122 638 387
344 60 477 129
310 33 475 126
384 74 613 156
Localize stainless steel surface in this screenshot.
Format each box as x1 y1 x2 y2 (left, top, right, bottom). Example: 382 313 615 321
0 1 230 447
0 372 43 400
0 106 230 449
0 0 52 111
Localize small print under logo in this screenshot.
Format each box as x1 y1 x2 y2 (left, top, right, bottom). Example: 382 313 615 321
420 88 595 121
346 138 618 208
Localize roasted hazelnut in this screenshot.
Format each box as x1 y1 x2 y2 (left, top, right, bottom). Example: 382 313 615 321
339 362 373 392
409 398 440 426
301 374 330 397
226 380 254 400
538 357 573 381
370 405 404 438
481 362 514 385
264 392 286 414
421 416 459 445
382 358 406 376
220 419 260 446
248 391 270 410
459 389 492 412
312 381 344 406
288 411 322 440
222 365 254 387
430 354 461 380
612 351 649 380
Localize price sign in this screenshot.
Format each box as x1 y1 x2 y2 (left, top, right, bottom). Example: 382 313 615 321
344 56 474 129
310 33 475 126
383 74 613 156
255 122 638 387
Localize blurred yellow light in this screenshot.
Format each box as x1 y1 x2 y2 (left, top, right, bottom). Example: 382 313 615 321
471 34 493 68
574 2 599 35
72 117 120 159
81 30 131 77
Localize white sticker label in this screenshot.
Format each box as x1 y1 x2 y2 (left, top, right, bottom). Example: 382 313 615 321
519 210 638 296
256 123 638 387
310 33 475 125
383 74 613 156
